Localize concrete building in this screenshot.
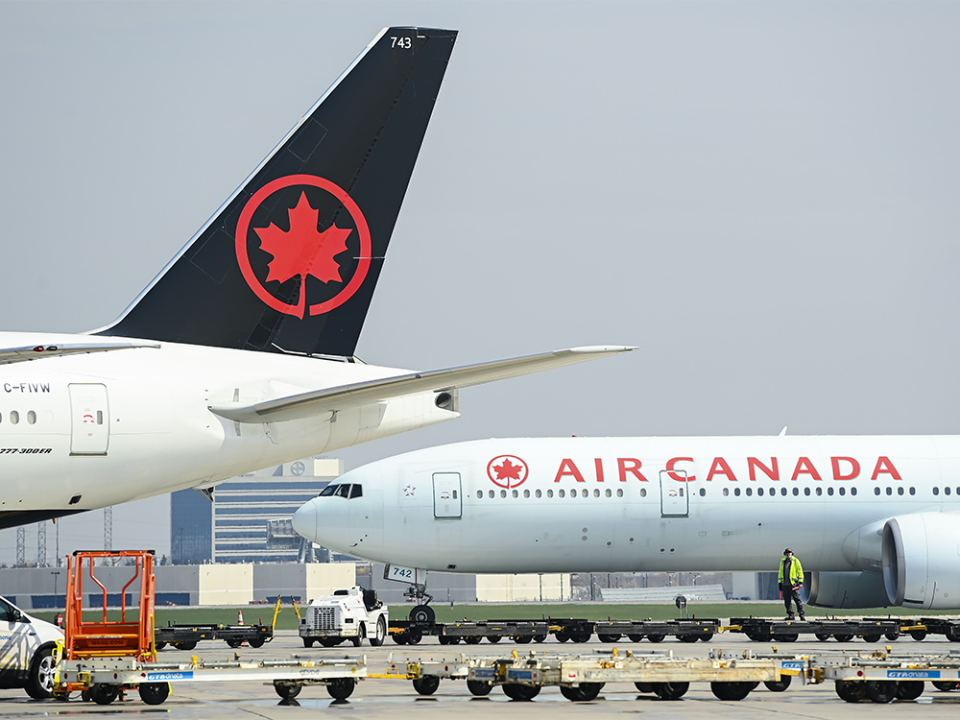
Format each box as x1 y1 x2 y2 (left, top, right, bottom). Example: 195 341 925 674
170 458 342 564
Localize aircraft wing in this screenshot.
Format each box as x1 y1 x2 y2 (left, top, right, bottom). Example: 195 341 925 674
208 345 635 424
0 341 159 366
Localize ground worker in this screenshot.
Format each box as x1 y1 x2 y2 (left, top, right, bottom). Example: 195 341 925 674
778 548 805 620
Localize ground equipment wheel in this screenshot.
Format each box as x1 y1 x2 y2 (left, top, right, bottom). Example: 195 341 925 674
463 635 481 644
815 633 830 641
513 635 531 644
653 682 689 700
634 682 654 693
764 677 792 692
932 681 959 691
274 682 301 700
646 634 665 643
319 637 340 647
412 676 441 696
598 633 620 643
91 684 120 705
327 677 355 700
410 605 435 624
392 632 408 645
26 646 57 699
885 630 900 641
679 634 699 643
559 685 585 701
711 681 754 700
486 635 501 643
577 682 603 701
700 632 714 642
628 634 644 642
370 616 387 647
406 628 423 644
503 683 539 700
909 630 927 641
834 634 854 643
302 637 314 648
835 680 865 702
227 639 243 648
533 634 547 642
896 681 924 700
351 624 366 647
467 680 492 696
555 630 570 643
173 640 197 651
139 682 171 705
249 637 265 648
866 680 898 704
862 634 881 643
81 689 92 702
572 631 591 643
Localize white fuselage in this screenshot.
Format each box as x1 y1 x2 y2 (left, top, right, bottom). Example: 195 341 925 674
294 436 960 574
0 332 453 518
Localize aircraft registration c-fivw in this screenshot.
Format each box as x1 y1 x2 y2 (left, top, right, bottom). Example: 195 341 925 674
293 435 960 611
0 28 632 529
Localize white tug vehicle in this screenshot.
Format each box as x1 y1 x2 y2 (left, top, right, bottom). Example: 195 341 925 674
300 587 388 648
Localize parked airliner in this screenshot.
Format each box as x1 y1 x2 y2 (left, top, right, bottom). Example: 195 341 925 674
0 27 631 529
293 436 960 612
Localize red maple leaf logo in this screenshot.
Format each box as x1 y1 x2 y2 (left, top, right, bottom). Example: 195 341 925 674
255 192 352 287
494 459 523 482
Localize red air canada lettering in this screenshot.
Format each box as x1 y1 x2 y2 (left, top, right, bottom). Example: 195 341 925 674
550 455 904 483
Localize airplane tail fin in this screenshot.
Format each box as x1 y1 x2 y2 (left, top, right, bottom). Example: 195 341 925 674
96 27 457 357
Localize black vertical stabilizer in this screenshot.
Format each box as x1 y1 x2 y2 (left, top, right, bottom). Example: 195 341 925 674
96 27 457 357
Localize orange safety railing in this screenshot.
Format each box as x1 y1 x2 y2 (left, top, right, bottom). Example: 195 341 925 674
63 550 156 663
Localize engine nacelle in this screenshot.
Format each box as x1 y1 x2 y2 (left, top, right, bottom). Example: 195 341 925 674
882 512 960 609
803 571 888 609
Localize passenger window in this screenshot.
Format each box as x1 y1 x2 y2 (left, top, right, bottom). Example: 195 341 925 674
617 489 623 498
523 489 530 498
571 491 578 500
559 489 565 498
734 488 741 497
512 490 518 498
500 490 506 498
593 489 600 498
581 489 588 498
757 488 764 496
850 487 857 496
946 487 952 496
535 489 542 498
10 411 18 425
637 488 644 498
827 487 834 496
793 488 799 496
477 491 483 499
349 485 363 499
605 489 612 498
27 411 36 424
803 488 810 496
897 487 904 496
780 488 787 496
816 487 822 496
319 484 338 497
839 487 846 496
934 487 940 496
488 490 495 498
546 489 553 498
699 488 706 497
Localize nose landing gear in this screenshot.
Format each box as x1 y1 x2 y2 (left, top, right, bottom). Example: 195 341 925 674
405 582 435 623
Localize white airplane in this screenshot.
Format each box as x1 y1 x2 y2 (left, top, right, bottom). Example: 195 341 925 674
0 27 632 530
293 435 960 614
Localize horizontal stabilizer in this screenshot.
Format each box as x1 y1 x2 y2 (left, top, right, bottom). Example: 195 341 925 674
209 345 634 423
0 341 158 366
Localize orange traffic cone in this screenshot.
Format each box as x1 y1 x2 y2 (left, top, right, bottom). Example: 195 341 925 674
238 609 244 625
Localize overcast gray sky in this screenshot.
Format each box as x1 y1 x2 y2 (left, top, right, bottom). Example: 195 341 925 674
1 1 958 565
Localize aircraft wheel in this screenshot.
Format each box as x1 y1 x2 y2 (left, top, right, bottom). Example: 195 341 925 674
410 605 435 624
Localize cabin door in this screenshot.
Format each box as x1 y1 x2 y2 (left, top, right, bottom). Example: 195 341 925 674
432 472 462 519
68 383 110 455
659 469 689 517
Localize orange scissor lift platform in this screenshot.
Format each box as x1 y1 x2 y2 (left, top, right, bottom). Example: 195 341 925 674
54 550 365 705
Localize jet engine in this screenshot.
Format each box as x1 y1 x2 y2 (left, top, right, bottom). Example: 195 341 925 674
882 512 960 609
804 571 888 609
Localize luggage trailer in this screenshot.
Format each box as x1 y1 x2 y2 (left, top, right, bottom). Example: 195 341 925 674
727 617 937 643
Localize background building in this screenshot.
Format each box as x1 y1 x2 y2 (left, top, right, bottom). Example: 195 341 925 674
170 459 341 564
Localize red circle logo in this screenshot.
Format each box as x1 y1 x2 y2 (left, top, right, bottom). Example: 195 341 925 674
235 174 371 318
487 455 529 489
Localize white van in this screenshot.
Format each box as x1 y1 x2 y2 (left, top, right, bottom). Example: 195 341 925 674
0 596 63 699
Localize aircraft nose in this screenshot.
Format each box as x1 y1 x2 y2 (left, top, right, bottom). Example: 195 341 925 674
292 500 318 541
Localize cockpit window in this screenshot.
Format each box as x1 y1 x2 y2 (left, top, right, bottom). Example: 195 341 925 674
349 484 363 499
319 483 363 499
334 484 351 498
319 484 338 497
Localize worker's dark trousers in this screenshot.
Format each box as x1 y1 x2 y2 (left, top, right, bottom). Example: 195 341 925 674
781 584 805 618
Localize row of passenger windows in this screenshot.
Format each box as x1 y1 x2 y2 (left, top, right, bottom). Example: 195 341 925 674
0 411 38 425
931 487 960 496
478 488 626 499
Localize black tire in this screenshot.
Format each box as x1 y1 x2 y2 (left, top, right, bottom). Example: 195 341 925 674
932 681 960 691
711 681 753 701
653 682 689 700
249 637 265 649
865 681 898 704
91 684 120 705
503 683 538 701
392 633 408 645
25 646 57 700
320 637 340 647
174 640 197 651
679 634 699 643
274 683 302 700
628 634 644 642
834 634 854 643
815 633 831 641
572 632 591 643
533 635 547 643
351 624 366 647
598 633 620 643
555 630 570 643
467 680 492 696
139 683 171 705
487 635 502 643
464 635 482 645
910 630 927 641
765 677 791 692
412 676 440 696
513 635 531 644
835 680 865 703
302 637 315 648
578 682 603 701
410 605 436 624
700 632 714 642
327 678 355 701
370 617 387 647
406 629 422 645
896 681 924 700
885 630 900 641
862 634 881 643
647 634 665 643
227 639 243 648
